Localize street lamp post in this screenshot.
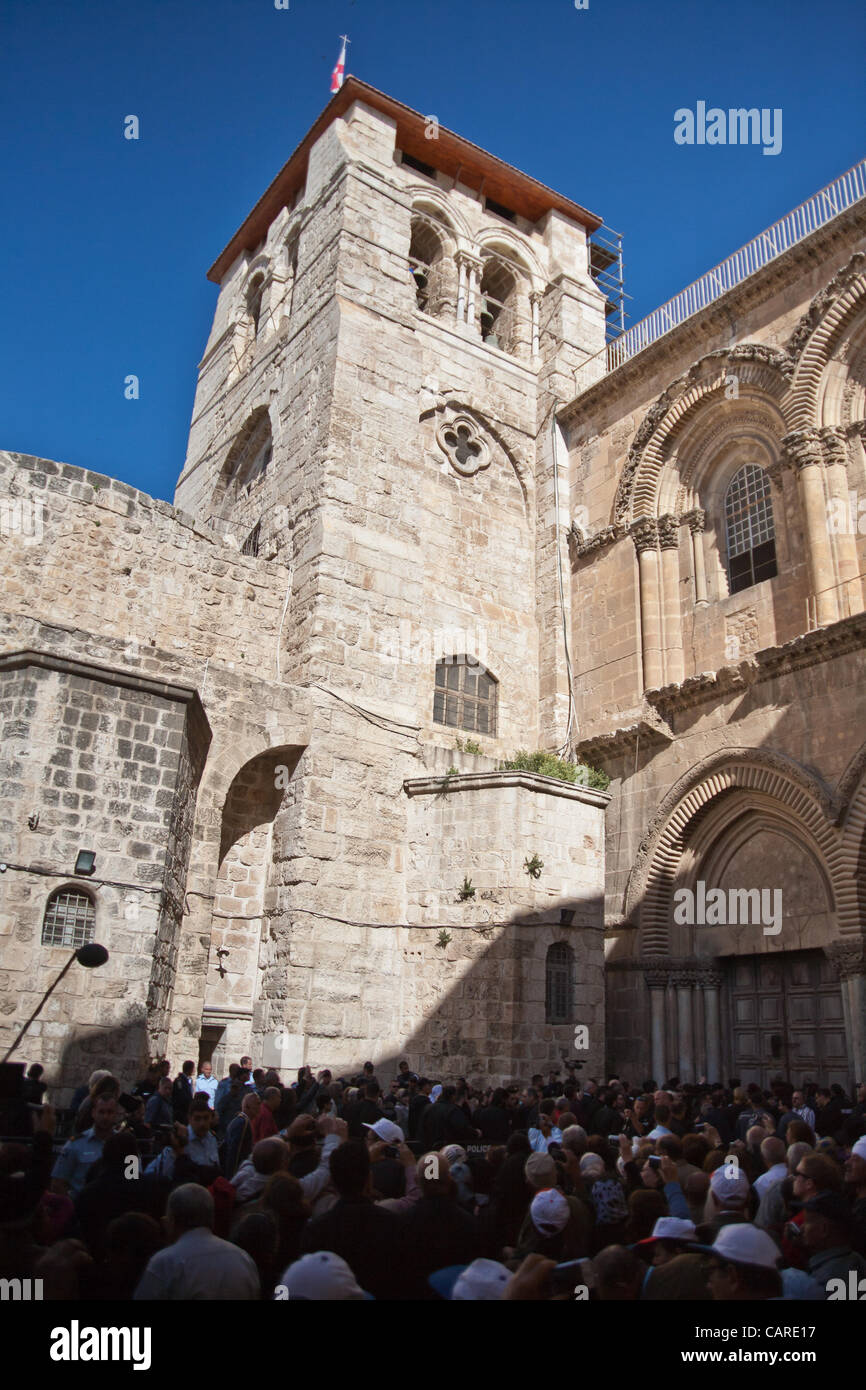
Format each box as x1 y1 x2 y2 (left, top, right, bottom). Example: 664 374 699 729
1 943 109 1065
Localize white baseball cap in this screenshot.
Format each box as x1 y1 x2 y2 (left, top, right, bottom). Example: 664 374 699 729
850 1136 866 1161
362 1118 404 1144
530 1188 570 1235
705 1224 781 1270
636 1217 697 1247
452 1259 512 1300
710 1166 751 1205
277 1252 370 1300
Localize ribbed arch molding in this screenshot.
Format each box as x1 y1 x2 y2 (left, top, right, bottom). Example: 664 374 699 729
624 749 849 953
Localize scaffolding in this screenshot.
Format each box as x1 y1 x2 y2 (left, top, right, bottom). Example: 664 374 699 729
589 224 628 342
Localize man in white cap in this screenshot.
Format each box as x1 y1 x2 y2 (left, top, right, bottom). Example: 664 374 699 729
701 1224 783 1300
514 1188 572 1261
428 1258 512 1300
276 1251 371 1300
700 1164 752 1239
633 1216 697 1268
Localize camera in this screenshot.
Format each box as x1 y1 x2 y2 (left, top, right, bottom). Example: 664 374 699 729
648 1155 663 1169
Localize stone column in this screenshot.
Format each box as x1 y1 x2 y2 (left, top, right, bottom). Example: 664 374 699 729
530 290 542 358
684 508 708 607
456 256 467 325
457 253 483 336
821 427 861 618
784 429 838 627
658 513 684 685
645 968 668 1089
672 970 695 1083
825 939 866 1092
630 518 663 690
698 969 723 1085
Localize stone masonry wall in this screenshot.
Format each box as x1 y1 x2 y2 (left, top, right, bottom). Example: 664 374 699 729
0 649 209 1099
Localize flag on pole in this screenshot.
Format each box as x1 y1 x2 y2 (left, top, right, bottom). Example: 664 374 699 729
330 36 348 93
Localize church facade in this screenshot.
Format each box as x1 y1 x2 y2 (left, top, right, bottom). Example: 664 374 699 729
1 81 864 1098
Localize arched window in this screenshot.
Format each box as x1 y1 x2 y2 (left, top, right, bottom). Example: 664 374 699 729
433 656 498 736
479 257 519 354
409 217 446 316
246 274 265 339
545 942 574 1024
724 464 777 594
284 233 299 320
41 887 95 949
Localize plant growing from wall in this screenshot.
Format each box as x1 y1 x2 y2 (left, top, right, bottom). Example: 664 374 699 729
458 876 476 901
445 766 459 778
456 737 483 755
501 748 610 791
436 929 452 948
524 853 544 880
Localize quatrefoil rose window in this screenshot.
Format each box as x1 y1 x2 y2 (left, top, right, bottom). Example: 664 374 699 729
435 415 491 478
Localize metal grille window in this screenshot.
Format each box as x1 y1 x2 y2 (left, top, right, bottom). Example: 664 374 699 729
41 889 95 949
241 522 261 557
546 942 574 1025
725 464 777 594
433 657 498 736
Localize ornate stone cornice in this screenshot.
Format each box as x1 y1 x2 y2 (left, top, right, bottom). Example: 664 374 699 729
567 521 624 563
824 938 866 980
657 513 680 549
629 516 659 554
573 714 674 766
645 612 866 721
634 956 723 989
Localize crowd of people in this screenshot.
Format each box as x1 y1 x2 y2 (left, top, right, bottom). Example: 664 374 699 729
2 1055 866 1300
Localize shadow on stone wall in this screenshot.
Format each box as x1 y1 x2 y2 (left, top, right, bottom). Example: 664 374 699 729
53 1010 152 1103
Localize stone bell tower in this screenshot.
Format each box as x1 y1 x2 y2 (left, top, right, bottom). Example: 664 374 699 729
173 80 612 1081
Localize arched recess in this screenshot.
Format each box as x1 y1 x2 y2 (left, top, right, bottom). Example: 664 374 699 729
624 748 845 954
613 347 792 526
661 394 788 604
474 227 544 288
672 797 836 957
409 211 454 319
202 745 304 1070
476 238 537 360
209 406 273 524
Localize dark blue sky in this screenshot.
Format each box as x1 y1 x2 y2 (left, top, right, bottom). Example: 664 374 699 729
2 0 864 501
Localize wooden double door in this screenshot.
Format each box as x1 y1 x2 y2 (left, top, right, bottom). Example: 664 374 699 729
727 950 849 1089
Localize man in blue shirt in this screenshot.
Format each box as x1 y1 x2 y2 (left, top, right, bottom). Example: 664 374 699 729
51 1094 119 1199
145 1102 221 1181
195 1061 219 1108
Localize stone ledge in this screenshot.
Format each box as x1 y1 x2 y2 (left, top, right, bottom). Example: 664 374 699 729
573 716 674 765
646 610 866 718
402 768 611 806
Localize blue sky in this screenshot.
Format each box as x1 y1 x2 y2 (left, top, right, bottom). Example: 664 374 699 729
2 0 864 501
